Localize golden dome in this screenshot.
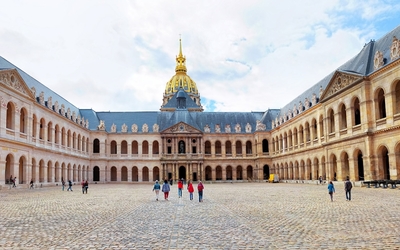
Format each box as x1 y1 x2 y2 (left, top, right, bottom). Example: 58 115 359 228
164 39 199 95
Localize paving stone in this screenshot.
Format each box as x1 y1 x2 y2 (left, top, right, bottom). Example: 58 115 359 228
0 183 399 249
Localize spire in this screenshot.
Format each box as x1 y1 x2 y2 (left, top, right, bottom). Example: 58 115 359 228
175 37 187 73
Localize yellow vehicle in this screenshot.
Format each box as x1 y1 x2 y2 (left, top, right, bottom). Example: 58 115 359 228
269 174 279 183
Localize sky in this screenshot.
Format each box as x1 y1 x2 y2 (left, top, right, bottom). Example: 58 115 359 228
1 0 400 112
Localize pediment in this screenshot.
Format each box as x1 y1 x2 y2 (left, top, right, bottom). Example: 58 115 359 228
161 122 202 134
0 69 35 99
320 71 363 101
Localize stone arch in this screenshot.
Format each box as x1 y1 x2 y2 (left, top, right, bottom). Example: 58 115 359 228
142 141 149 155
327 108 335 134
352 97 361 126
47 160 53 183
153 166 160 181
5 154 14 184
225 140 232 155
329 154 337 181
205 141 211 154
340 151 350 181
226 165 233 180
6 101 15 130
142 167 149 181
236 165 243 180
152 141 159 155
205 166 212 181
246 165 253 180
262 139 269 153
263 164 270 180
216 166 222 180
110 140 117 154
121 140 128 154
121 166 128 181
110 166 117 181
93 166 100 182
377 145 390 180
131 140 139 155
392 79 400 114
236 140 242 155
375 88 386 119
353 149 365 181
20 107 28 133
215 140 222 155
338 102 347 130
132 166 139 181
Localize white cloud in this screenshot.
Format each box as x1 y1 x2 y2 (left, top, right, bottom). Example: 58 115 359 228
0 0 399 112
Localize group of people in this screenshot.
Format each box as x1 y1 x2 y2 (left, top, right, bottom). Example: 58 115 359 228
61 178 80 192
153 179 204 202
327 177 353 202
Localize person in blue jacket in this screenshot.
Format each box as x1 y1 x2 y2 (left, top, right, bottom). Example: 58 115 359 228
327 181 335 201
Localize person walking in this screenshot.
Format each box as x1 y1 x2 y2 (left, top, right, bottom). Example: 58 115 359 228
12 177 17 187
197 181 204 202
327 181 335 201
153 180 161 201
162 179 170 201
345 177 353 201
81 179 85 194
61 178 65 191
29 179 34 189
187 180 194 200
67 179 73 191
84 180 88 194
177 179 183 198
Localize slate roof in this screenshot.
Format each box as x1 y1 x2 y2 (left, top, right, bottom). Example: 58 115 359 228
278 25 400 122
0 56 81 117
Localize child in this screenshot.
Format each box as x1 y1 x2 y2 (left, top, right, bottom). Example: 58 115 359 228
327 181 335 201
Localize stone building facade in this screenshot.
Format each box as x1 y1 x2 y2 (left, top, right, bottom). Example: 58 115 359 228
1 28 400 187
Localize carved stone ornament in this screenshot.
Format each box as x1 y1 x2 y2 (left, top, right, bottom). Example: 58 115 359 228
142 123 148 133
327 73 361 97
312 93 317 106
39 91 45 105
61 104 65 116
98 120 106 131
390 36 400 61
319 86 324 99
215 124 221 133
153 123 159 132
298 102 303 113
288 110 292 119
67 108 71 119
72 111 76 122
283 115 287 122
131 124 138 133
304 98 310 109
0 71 29 96
31 87 36 97
245 123 252 133
374 50 384 70
54 101 59 113
271 121 275 129
47 96 52 109
121 123 128 133
293 105 297 117
111 123 117 133
256 120 266 131
225 124 231 133
235 123 241 133
0 96 6 108
77 115 81 125
86 119 89 129
204 124 211 133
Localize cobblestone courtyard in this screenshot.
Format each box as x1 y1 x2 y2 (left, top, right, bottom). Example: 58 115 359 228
0 182 399 249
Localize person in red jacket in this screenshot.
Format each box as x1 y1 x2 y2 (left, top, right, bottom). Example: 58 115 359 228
197 181 204 202
187 180 194 200
177 179 183 198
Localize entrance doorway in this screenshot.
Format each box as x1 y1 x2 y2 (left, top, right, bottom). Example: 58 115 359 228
179 166 186 180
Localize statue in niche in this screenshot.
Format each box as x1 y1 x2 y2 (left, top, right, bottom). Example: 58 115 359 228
111 123 117 133
153 124 159 132
215 124 221 133
98 120 105 130
312 93 317 106
39 91 45 105
142 123 148 133
47 96 52 109
179 141 185 153
256 120 266 131
235 123 241 133
204 124 211 133
245 123 252 133
121 123 128 133
132 124 138 133
225 124 231 133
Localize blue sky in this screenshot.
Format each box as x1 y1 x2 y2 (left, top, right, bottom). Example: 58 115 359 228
1 0 400 112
